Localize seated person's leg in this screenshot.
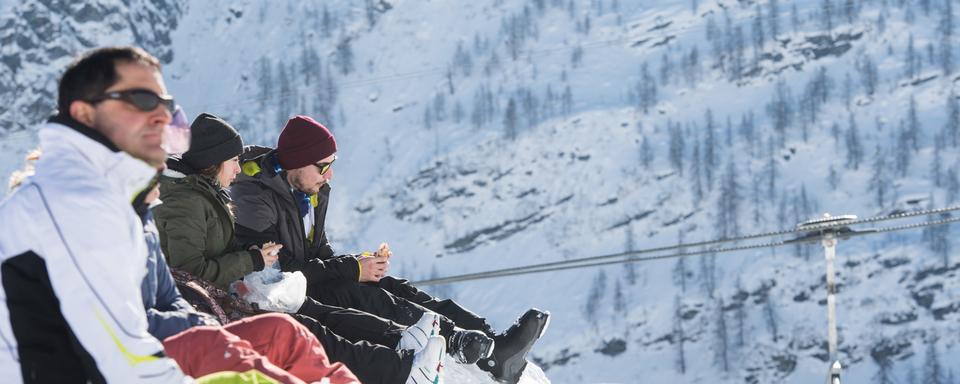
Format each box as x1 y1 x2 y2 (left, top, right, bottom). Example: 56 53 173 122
309 279 496 365
308 279 426 328
222 313 359 384
376 276 552 381
292 314 445 384
162 325 305 384
295 297 404 346
378 276 492 334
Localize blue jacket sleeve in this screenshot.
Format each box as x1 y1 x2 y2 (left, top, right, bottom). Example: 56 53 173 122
146 247 215 340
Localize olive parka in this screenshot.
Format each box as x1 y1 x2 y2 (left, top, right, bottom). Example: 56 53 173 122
153 162 263 289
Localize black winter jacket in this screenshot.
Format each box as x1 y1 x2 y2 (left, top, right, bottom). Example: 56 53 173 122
231 146 360 287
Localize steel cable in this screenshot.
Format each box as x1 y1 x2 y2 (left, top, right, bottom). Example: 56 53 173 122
412 208 960 286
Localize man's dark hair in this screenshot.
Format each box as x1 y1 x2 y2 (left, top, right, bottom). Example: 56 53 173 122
57 46 162 114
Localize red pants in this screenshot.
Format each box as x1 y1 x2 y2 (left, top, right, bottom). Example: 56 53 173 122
163 313 359 384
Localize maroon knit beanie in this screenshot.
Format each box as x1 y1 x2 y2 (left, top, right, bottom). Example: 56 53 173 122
277 115 337 170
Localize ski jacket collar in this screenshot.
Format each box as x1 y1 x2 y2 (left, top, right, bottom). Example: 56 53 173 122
48 112 121 153
159 171 232 207
238 146 296 201
38 121 157 201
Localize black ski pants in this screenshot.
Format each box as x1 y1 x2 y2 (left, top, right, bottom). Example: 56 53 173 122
295 296 404 346
378 276 493 335
292 313 413 384
307 277 493 339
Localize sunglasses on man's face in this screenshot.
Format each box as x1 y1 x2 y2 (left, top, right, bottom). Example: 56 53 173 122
88 88 176 114
314 156 337 175
88 89 191 155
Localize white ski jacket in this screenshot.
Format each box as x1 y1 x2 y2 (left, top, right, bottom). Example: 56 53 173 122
0 121 188 383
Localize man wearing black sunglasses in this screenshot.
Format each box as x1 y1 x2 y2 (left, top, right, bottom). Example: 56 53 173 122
57 50 189 166
232 115 550 384
0 46 188 382
89 88 178 114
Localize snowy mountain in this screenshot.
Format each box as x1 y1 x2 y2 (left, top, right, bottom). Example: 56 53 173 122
3 0 960 383
0 0 183 183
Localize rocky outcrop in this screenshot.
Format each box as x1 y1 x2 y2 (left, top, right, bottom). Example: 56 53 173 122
0 0 184 133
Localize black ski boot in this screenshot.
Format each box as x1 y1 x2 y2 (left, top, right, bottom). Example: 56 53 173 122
478 308 551 384
448 329 495 364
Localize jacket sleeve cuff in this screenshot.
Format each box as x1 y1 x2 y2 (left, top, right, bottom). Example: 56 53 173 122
356 256 362 281
250 249 265 271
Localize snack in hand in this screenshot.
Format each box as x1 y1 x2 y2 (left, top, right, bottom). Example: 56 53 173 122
376 242 391 258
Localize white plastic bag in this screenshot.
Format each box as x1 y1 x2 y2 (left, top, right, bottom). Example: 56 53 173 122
232 264 307 313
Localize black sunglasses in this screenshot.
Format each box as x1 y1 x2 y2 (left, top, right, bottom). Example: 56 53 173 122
314 155 337 175
88 89 176 114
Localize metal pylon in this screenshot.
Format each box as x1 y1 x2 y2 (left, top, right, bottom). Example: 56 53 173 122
793 213 858 384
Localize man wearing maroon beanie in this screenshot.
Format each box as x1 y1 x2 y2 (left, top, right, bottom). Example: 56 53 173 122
275 115 339 189
231 116 550 384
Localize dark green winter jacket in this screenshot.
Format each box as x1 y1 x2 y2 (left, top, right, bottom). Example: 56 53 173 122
153 170 263 289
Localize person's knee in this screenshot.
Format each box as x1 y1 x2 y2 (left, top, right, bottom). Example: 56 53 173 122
163 325 235 358
251 313 309 339
167 325 230 344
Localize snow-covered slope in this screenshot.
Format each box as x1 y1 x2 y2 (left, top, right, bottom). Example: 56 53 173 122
0 0 183 184
3 0 960 383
